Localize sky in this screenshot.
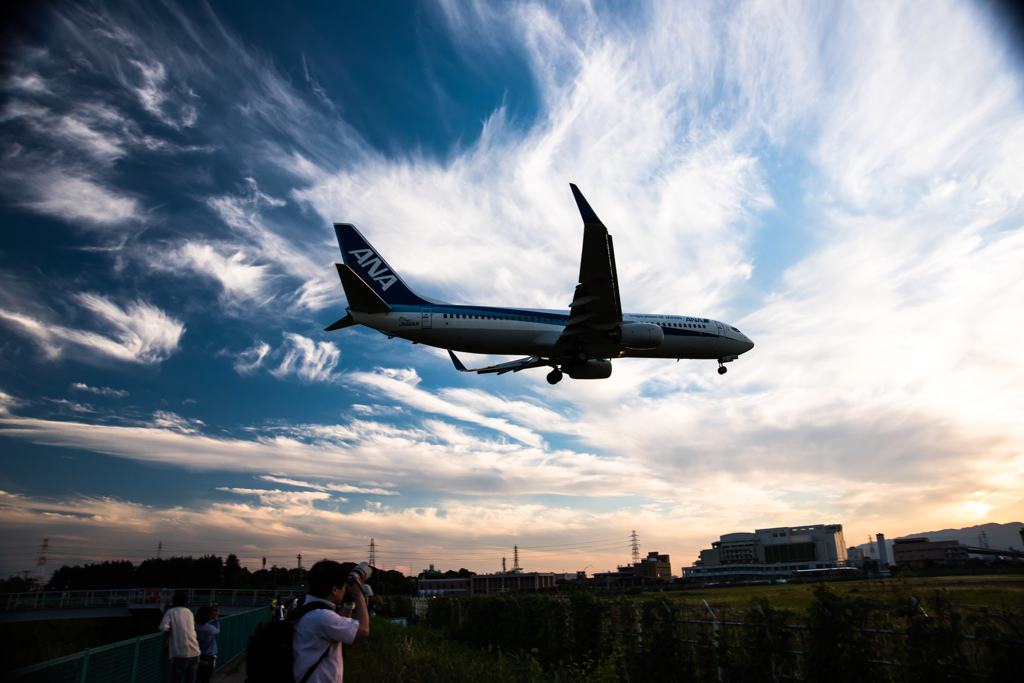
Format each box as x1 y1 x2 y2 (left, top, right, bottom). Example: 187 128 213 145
1 0 1023 582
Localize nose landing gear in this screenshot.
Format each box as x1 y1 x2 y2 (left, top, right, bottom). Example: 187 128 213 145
717 355 738 375
718 365 727 375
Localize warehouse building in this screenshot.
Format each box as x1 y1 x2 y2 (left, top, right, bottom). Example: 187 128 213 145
683 524 847 582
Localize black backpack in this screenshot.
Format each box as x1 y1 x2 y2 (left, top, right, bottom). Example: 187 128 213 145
245 601 334 683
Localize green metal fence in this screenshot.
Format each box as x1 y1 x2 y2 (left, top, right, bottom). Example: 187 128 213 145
5 607 266 682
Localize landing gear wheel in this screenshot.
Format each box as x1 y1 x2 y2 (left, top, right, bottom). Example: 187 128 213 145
547 369 563 385
718 366 727 375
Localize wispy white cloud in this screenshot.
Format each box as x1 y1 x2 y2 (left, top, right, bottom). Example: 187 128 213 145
162 242 273 308
258 475 398 496
70 383 129 398
271 333 341 383
20 169 142 226
347 368 547 447
0 292 184 364
233 340 271 375
0 391 18 416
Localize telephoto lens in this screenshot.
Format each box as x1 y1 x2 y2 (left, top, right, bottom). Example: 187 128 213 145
347 562 372 585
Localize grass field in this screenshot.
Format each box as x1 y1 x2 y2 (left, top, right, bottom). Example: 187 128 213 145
647 574 1024 612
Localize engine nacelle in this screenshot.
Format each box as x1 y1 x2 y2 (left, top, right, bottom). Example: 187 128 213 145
608 322 664 350
566 359 613 380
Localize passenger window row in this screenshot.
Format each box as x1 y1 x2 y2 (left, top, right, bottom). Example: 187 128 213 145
442 313 557 322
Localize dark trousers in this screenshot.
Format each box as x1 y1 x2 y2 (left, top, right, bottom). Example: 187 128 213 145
171 656 199 683
197 654 216 683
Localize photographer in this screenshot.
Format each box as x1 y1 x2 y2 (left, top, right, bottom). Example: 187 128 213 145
292 560 370 683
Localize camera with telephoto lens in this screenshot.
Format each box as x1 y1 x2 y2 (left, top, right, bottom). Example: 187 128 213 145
347 562 372 585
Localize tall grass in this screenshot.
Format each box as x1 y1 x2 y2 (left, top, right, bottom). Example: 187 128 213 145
343 618 545 683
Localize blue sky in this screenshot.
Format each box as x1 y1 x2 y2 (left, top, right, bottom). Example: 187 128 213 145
2 0 1023 580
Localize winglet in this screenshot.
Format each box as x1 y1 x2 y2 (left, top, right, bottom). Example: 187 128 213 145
570 183 604 227
448 349 469 372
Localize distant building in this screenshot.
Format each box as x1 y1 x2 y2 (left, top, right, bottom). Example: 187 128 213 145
416 577 470 597
892 537 969 568
588 552 672 588
418 572 556 597
636 551 672 580
470 572 555 595
683 524 847 582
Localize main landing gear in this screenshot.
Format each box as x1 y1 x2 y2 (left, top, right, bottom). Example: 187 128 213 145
547 368 563 385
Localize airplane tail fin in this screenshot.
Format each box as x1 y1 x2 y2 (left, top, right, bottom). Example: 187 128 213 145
334 223 440 307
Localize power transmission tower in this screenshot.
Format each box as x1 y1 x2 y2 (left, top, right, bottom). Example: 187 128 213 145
369 538 376 567
631 530 640 564
512 545 521 573
157 541 163 559
36 539 49 584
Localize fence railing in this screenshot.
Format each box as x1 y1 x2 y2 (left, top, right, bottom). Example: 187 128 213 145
5 607 266 682
2 588 287 612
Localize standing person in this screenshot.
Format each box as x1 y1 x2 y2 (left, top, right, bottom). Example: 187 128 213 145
292 560 369 683
159 592 201 683
194 604 220 683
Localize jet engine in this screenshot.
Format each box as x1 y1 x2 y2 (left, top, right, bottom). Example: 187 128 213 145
608 322 664 350
566 359 613 380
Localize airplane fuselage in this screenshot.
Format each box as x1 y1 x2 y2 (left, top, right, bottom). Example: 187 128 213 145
328 183 754 383
349 305 753 361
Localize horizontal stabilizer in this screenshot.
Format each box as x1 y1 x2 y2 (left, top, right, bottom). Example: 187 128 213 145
336 263 391 314
448 350 549 375
324 314 358 331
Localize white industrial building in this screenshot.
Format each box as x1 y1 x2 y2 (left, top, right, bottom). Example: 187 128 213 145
683 524 847 582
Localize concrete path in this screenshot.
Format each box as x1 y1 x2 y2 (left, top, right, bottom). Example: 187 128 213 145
212 653 246 683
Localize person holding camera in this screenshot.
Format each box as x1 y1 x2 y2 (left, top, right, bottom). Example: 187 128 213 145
292 560 370 683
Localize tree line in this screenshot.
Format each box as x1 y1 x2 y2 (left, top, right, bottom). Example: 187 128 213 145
34 555 416 595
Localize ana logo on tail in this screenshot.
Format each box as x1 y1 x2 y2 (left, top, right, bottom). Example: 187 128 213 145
347 248 398 291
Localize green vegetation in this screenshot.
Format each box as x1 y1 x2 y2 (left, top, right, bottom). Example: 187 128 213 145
658 574 1024 611
363 581 1024 682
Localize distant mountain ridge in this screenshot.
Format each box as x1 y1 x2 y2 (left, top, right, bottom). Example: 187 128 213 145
852 521 1024 561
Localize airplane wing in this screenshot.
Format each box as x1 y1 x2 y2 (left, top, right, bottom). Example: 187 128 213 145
448 350 549 375
559 184 623 345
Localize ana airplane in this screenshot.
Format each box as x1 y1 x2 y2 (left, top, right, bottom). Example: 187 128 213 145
325 184 754 384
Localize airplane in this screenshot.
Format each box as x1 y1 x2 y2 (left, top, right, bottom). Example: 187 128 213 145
325 184 754 385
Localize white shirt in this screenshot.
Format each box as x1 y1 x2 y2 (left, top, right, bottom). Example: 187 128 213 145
158 606 201 659
292 596 360 683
